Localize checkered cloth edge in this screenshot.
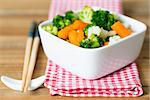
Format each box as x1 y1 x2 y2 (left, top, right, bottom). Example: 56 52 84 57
45 0 143 97
48 0 123 19
44 60 143 97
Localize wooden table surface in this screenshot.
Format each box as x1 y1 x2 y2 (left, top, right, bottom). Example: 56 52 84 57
0 0 149 100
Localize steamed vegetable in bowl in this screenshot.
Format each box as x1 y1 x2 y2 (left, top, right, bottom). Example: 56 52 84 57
39 6 146 79
42 6 132 48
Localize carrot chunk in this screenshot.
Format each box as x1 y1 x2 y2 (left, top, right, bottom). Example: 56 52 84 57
58 25 72 39
68 30 79 46
76 30 85 43
111 21 131 38
72 20 88 30
104 42 109 46
68 30 85 46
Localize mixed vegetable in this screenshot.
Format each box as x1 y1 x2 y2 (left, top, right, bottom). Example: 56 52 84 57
42 6 132 48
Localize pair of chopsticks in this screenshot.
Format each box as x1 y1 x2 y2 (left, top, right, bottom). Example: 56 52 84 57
21 22 40 92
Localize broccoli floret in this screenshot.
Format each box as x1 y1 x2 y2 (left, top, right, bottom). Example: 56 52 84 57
42 25 58 36
78 6 93 24
106 14 117 30
53 13 75 30
52 15 65 29
65 11 78 22
91 10 117 30
84 24 101 39
80 39 92 48
80 34 104 48
51 26 58 35
64 19 71 26
90 34 104 48
104 36 111 42
83 24 94 36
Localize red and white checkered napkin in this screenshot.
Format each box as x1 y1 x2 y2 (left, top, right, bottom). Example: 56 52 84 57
44 60 143 97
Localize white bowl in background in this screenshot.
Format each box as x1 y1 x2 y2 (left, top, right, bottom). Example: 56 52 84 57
38 7 146 79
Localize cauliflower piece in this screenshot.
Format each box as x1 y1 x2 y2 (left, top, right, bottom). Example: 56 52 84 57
99 28 116 39
87 26 101 38
108 30 117 36
99 28 108 39
109 35 121 45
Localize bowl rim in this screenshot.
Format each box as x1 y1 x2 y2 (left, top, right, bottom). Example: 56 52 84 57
38 7 147 52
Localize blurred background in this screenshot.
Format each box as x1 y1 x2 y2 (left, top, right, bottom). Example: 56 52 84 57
0 0 149 99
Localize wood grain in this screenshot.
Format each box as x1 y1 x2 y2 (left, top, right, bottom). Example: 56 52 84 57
0 0 149 99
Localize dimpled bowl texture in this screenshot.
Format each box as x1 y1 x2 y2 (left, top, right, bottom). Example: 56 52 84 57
38 7 146 79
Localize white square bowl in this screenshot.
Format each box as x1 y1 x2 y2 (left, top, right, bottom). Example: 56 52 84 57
38 7 146 79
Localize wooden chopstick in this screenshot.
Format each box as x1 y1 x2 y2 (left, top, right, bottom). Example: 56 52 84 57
23 25 40 92
21 22 37 92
